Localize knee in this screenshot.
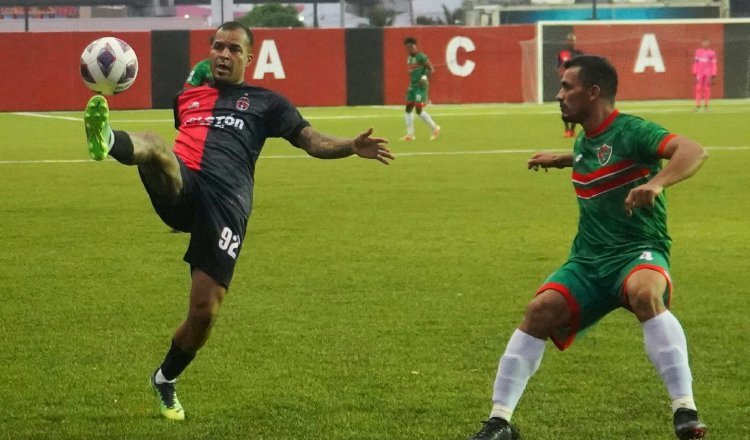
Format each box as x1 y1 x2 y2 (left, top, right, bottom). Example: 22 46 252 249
627 287 664 318
187 299 219 329
525 298 557 323
521 292 570 338
140 131 170 155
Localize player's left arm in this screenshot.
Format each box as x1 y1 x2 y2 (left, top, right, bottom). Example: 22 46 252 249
419 58 435 87
294 126 394 165
624 135 708 216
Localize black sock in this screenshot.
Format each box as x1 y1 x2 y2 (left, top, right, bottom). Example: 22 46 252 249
110 130 135 164
159 340 196 381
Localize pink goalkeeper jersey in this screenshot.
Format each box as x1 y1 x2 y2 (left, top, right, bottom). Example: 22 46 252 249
693 48 717 77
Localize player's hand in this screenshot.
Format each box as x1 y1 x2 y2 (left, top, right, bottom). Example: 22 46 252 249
419 75 429 88
354 127 393 165
623 182 663 217
528 152 561 172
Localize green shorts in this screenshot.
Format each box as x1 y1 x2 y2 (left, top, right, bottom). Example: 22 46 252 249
538 249 672 351
405 84 428 105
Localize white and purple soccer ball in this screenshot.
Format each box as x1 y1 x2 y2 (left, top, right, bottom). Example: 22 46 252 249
80 37 138 95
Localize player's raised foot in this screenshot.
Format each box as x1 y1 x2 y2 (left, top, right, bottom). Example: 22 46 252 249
400 134 415 141
84 95 112 161
149 372 185 421
673 408 707 439
430 125 441 140
468 417 521 440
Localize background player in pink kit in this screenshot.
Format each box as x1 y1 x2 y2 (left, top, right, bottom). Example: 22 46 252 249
693 39 717 111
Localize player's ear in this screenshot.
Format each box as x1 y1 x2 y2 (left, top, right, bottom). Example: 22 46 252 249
589 84 601 101
246 52 254 65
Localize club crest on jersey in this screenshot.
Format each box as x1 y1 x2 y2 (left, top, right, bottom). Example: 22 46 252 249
235 96 250 111
597 144 613 166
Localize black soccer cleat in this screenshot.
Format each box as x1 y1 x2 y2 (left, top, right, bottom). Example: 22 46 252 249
673 408 707 439
468 417 522 440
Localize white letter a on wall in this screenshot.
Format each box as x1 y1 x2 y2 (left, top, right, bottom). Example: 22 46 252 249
634 34 665 73
253 40 286 80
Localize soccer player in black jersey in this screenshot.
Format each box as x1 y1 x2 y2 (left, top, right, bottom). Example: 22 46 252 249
83 21 393 421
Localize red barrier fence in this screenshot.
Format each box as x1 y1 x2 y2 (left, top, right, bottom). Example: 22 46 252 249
0 22 739 112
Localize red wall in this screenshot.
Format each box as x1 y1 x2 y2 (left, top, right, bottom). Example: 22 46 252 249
573 23 724 100
0 24 730 112
189 28 346 107
383 26 536 104
0 32 151 111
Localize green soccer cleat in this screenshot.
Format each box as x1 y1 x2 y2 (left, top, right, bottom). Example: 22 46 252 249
149 372 186 421
84 95 112 161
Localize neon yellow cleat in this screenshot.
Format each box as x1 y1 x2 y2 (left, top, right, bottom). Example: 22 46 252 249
149 372 186 421
430 125 441 141
84 95 111 161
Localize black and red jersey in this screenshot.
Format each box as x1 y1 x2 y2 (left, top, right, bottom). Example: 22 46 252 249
172 83 310 215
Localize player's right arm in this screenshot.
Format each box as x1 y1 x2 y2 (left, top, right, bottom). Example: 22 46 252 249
527 152 573 171
294 126 394 165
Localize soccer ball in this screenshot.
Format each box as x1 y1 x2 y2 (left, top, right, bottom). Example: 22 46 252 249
80 37 138 95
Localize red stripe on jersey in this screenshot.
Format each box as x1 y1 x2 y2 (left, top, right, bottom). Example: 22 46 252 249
657 133 677 158
585 109 619 138
574 167 651 199
572 159 636 184
173 86 220 171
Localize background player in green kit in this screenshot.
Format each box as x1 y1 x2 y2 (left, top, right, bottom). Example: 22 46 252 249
400 37 440 141
185 58 212 88
467 56 709 440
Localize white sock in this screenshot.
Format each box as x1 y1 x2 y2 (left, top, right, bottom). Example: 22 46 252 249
418 111 437 130
154 368 176 385
642 311 696 412
490 329 546 422
405 112 414 135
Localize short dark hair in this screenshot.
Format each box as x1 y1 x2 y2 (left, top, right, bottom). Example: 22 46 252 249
564 55 618 103
216 21 254 48
404 37 417 45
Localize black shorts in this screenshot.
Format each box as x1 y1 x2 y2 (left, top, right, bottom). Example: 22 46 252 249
139 158 248 288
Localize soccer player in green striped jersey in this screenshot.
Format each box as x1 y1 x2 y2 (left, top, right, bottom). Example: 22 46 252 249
468 56 709 440
400 37 440 141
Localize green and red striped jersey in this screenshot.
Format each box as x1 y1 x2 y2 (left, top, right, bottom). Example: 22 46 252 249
569 110 677 261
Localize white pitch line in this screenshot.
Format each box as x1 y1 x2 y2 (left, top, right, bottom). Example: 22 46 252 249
1 146 747 165
12 106 750 124
11 112 81 121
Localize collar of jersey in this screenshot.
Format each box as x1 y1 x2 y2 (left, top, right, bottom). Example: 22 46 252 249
584 109 619 138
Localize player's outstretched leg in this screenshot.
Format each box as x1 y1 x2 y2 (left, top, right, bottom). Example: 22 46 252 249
673 408 707 440
84 95 113 161
468 417 521 440
149 370 185 421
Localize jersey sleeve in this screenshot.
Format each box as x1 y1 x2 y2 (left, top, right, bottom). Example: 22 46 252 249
629 117 672 161
266 92 310 146
185 60 211 87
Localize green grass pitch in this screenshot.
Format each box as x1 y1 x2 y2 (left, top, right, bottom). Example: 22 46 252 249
0 101 748 439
